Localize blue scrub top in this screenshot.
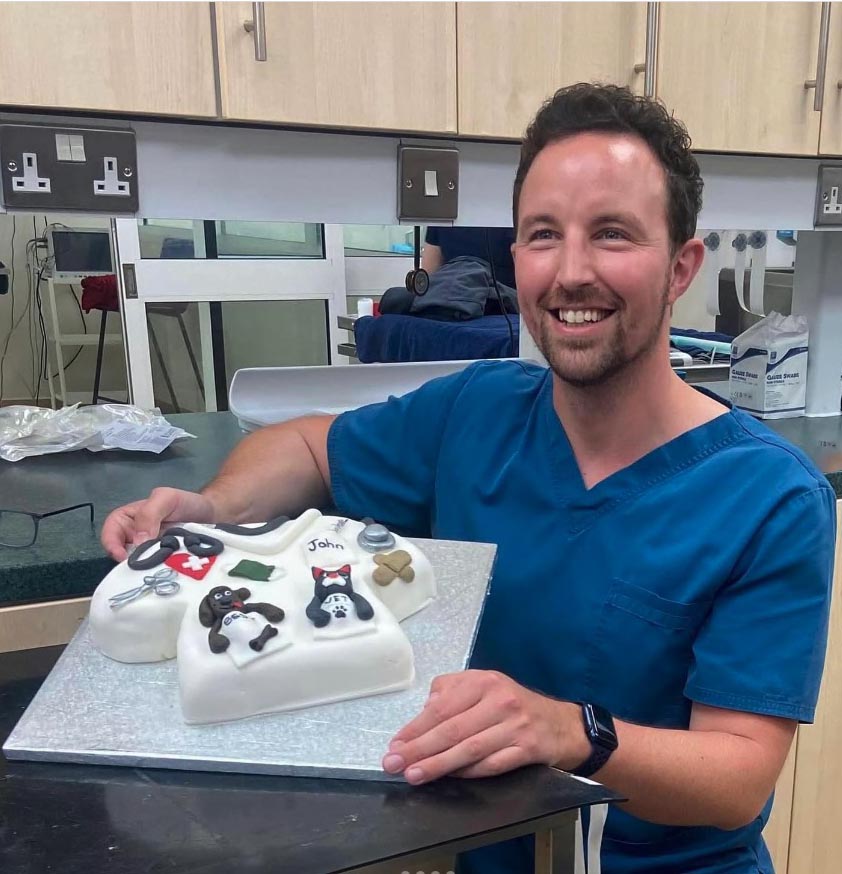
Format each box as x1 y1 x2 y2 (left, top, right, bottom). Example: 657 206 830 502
327 360 835 874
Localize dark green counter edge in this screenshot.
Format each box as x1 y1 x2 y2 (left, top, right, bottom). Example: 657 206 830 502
2 410 841 608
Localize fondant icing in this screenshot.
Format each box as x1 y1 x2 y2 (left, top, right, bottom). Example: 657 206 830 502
88 511 436 724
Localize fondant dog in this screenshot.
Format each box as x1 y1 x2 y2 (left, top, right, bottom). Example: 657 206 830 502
198 586 285 654
306 565 374 628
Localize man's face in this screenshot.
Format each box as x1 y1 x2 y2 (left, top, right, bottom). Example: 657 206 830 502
513 132 686 387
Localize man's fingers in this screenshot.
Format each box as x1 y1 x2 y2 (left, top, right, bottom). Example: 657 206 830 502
453 746 526 780
101 501 147 560
394 725 524 785
386 702 494 770
389 674 481 745
132 491 182 544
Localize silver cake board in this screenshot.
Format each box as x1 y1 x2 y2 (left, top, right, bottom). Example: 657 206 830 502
4 538 495 781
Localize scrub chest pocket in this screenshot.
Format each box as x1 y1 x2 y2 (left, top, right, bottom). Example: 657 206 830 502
585 578 712 727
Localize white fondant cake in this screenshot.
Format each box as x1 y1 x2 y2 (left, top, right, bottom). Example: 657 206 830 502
89 510 436 724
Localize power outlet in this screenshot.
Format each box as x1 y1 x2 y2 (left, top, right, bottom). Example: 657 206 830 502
0 123 137 212
94 156 130 197
12 152 51 194
815 164 842 226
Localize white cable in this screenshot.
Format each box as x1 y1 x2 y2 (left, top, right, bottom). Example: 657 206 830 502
574 811 586 874
747 231 767 316
587 804 608 874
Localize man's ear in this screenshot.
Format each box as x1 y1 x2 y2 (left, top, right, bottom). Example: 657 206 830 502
668 238 705 306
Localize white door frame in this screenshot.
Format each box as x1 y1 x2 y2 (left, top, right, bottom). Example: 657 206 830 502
113 219 348 410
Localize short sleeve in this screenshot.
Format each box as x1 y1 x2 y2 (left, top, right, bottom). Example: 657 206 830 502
686 484 836 722
327 365 479 536
424 226 441 246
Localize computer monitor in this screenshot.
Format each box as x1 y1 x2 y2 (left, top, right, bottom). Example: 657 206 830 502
47 227 114 281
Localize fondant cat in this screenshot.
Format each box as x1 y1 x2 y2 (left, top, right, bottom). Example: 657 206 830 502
306 565 374 628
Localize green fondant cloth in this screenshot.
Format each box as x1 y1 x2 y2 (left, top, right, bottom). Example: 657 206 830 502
228 559 275 582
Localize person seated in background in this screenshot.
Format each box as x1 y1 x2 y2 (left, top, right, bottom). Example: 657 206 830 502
381 225 519 321
422 226 517 289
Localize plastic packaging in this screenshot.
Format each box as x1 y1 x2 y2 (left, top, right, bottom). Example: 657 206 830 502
729 312 809 419
0 403 195 462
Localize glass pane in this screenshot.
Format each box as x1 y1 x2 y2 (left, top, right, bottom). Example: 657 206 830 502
145 300 329 414
0 511 36 547
343 224 421 256
216 221 323 259
138 219 199 259
137 220 323 259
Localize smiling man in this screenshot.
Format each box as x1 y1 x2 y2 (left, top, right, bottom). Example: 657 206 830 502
102 84 835 874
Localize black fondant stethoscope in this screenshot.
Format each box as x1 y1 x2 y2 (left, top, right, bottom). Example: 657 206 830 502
126 516 291 571
127 527 224 571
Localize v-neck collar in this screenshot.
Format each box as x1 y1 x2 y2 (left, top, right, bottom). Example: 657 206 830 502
539 373 744 534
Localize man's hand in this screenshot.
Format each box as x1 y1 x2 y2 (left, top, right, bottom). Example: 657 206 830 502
101 487 217 561
382 670 590 784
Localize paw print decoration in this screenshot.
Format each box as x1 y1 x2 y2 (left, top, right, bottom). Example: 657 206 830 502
372 550 415 586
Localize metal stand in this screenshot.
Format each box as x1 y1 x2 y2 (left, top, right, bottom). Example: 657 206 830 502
792 231 842 416
344 812 578 874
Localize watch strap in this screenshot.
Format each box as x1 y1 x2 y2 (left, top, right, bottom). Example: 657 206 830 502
571 742 613 779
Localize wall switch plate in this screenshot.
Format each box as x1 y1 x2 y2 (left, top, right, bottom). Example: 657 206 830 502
814 164 842 226
397 145 459 221
0 123 138 212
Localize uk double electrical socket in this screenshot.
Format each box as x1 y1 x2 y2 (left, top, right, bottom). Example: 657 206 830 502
0 123 137 212
814 164 842 226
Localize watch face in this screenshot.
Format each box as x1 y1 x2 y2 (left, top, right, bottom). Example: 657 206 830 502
584 703 618 750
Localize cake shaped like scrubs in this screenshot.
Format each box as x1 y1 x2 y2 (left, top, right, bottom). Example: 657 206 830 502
88 509 436 724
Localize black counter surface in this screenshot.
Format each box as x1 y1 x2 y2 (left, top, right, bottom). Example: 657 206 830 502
0 413 244 605
0 647 618 874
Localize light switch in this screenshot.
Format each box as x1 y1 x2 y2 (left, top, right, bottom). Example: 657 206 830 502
398 145 459 221
69 135 86 162
55 134 72 162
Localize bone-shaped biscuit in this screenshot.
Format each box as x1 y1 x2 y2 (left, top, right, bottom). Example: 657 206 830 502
372 549 415 586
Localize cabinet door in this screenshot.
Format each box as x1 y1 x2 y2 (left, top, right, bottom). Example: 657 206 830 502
787 502 842 874
819 3 842 154
763 740 796 874
216 2 456 134
457 2 647 139
658 3 823 155
0 2 217 117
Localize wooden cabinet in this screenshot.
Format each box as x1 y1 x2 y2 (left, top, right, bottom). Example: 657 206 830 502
0 2 217 118
215 2 456 134
763 742 796 873
819 3 842 154
457 2 647 139
786 501 842 874
657 3 824 155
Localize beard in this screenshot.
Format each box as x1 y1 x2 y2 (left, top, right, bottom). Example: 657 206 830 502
534 279 671 388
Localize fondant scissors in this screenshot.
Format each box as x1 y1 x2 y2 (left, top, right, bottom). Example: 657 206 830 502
109 567 181 610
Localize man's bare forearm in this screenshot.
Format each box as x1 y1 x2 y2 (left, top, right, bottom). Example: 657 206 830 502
592 715 795 830
200 415 335 523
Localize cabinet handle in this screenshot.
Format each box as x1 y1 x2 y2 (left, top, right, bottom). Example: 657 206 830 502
636 2 660 98
805 2 831 111
243 2 267 62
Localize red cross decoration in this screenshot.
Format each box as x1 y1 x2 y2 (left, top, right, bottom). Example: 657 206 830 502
164 552 217 581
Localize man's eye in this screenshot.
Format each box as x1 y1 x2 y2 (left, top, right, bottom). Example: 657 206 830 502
528 228 554 242
598 228 625 241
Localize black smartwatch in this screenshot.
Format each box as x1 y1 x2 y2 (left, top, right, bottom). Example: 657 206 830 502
571 703 618 779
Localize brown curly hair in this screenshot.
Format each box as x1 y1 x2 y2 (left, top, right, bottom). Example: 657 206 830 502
512 83 704 252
